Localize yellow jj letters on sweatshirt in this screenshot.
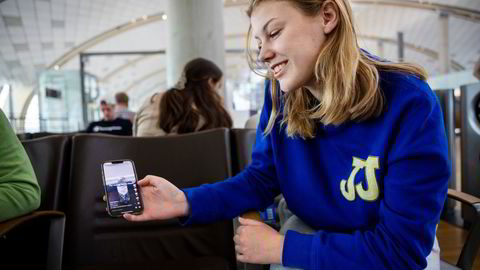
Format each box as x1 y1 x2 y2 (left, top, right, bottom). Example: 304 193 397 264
340 156 380 202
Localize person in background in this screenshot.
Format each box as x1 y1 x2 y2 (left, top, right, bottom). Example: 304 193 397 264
86 100 132 136
245 111 261 129
124 1 449 269
0 109 41 222
134 58 232 136
115 92 135 123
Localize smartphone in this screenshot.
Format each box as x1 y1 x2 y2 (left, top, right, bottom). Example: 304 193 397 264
101 159 143 217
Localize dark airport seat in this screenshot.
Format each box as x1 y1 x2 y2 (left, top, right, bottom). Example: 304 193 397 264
29 131 78 139
16 132 32 140
0 211 65 270
0 135 71 270
434 89 457 218
433 89 480 269
22 135 71 211
30 131 61 139
460 83 480 225
440 190 480 270
230 128 257 176
64 129 236 270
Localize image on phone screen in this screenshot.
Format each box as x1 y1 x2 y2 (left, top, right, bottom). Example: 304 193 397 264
102 160 143 217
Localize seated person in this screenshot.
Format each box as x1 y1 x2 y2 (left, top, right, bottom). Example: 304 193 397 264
86 100 132 136
124 1 449 269
134 58 232 136
0 109 41 222
114 92 135 123
245 111 260 129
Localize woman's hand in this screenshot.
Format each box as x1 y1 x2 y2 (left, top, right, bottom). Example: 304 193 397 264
234 217 285 264
123 175 189 222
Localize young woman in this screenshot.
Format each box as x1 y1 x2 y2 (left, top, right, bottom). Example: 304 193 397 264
125 1 450 269
133 58 232 136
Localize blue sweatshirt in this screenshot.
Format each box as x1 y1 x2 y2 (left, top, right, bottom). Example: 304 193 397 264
182 71 450 269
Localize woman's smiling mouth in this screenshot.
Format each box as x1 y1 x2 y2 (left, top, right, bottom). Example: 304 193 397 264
271 60 288 77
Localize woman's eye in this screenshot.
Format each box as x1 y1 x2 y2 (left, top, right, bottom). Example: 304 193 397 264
269 30 280 38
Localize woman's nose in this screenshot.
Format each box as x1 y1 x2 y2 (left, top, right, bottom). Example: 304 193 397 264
258 45 274 63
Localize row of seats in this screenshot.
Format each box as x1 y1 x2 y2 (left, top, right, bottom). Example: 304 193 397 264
0 128 257 270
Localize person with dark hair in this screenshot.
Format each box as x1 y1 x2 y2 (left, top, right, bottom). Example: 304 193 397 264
0 109 41 222
125 1 449 269
86 100 132 136
114 92 135 123
134 58 232 136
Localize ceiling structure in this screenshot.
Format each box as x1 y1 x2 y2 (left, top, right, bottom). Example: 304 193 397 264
0 0 479 113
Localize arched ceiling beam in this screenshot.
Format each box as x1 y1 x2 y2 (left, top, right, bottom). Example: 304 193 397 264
20 86 36 124
48 12 166 69
137 81 166 97
99 54 163 83
97 49 246 84
121 68 165 94
360 34 464 71
351 0 480 23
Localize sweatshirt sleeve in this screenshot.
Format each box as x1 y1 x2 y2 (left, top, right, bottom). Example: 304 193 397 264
283 85 450 269
0 110 41 222
181 80 281 224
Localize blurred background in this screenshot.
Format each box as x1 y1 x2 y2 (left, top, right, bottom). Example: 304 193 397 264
0 0 478 132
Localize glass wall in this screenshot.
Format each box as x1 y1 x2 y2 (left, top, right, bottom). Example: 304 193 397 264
38 70 97 132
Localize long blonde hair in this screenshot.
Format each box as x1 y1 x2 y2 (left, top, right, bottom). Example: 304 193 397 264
246 0 427 139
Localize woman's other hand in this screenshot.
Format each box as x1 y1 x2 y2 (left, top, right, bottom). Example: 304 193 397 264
123 175 189 222
234 217 285 264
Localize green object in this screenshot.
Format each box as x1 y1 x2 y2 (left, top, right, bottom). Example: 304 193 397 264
0 109 41 222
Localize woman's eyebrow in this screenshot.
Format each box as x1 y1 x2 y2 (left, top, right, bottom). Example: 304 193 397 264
254 17 278 39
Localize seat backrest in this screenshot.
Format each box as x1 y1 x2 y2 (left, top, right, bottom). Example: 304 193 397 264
64 128 235 269
17 132 32 140
21 135 71 211
434 89 457 219
460 83 480 224
230 128 257 176
434 89 456 190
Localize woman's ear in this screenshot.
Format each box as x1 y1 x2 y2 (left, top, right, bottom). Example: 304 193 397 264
321 0 339 34
208 78 223 91
207 78 219 91
207 78 215 90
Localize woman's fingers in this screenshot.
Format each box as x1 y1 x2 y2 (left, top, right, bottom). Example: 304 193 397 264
138 175 164 187
137 177 153 187
238 216 264 226
123 213 146 222
233 234 240 244
236 253 246 262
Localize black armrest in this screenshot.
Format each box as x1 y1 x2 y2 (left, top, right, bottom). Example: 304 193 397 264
446 189 480 270
0 210 64 236
0 210 65 270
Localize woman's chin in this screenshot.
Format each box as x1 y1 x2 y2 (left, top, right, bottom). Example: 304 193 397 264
278 81 298 93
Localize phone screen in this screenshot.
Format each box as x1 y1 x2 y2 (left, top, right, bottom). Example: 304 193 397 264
102 160 143 217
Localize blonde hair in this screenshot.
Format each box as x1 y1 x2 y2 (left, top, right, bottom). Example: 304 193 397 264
246 0 427 139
